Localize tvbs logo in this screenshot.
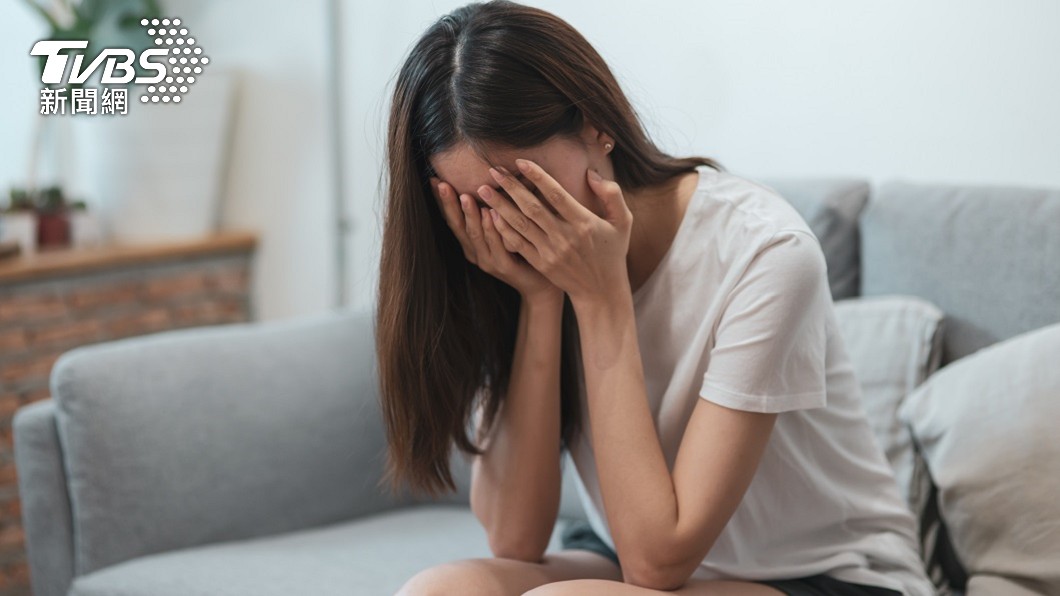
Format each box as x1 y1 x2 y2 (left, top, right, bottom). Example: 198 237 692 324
32 40 169 85
32 17 209 114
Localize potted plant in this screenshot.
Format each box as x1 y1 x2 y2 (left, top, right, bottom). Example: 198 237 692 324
20 0 162 245
0 184 104 253
35 185 72 247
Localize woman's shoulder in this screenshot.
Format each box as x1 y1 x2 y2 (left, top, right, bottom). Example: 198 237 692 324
697 169 821 262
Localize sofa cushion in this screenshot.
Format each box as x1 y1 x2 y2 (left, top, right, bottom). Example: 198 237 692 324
756 177 870 301
898 322 1060 595
860 179 1060 366
69 505 569 596
832 295 945 509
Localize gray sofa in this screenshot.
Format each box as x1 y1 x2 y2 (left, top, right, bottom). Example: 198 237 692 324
14 174 1060 596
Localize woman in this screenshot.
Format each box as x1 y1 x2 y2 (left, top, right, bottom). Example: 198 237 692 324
378 2 935 595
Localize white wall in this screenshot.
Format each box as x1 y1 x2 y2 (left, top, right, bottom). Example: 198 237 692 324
338 0 1060 311
4 1 1058 318
0 6 50 191
338 2 447 314
173 0 338 321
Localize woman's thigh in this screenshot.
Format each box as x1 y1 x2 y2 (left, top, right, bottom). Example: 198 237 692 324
395 550 625 596
522 578 785 595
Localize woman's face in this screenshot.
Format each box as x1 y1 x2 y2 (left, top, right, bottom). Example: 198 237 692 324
429 130 609 220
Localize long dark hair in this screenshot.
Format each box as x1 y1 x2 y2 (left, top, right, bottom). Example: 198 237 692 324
377 0 725 499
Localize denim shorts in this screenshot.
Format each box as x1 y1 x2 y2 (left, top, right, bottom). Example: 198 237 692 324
560 520 904 595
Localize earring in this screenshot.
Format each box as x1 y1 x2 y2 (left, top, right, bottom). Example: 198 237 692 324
604 142 613 152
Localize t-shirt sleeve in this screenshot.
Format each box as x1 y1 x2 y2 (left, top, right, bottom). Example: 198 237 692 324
699 229 830 413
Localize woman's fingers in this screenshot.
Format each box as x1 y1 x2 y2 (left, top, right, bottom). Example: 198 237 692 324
430 177 476 262
513 159 595 224
459 193 491 263
490 209 522 253
477 176 550 248
488 208 516 253
479 207 503 254
430 175 543 274
490 208 544 270
480 206 528 274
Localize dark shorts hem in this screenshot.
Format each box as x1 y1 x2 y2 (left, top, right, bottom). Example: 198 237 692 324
756 574 904 595
559 520 620 566
560 520 903 595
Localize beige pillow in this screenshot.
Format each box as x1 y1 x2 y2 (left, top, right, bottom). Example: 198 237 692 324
898 322 1060 596
833 295 945 509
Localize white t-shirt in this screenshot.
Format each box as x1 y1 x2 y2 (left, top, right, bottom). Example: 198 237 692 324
563 164 934 595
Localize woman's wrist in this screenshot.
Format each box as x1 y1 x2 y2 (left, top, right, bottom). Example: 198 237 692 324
521 287 566 311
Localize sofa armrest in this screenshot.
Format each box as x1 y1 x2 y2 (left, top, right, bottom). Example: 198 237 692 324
45 306 416 577
13 398 75 596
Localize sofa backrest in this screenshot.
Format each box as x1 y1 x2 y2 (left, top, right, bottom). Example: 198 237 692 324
758 174 1060 367
859 180 1060 366
50 309 413 577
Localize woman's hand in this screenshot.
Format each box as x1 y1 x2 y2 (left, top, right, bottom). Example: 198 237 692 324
475 160 633 307
429 175 562 303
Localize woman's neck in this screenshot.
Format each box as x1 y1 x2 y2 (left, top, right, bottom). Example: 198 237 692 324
625 169 701 296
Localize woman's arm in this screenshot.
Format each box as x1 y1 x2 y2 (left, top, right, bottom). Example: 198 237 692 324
572 289 777 590
474 160 814 588
469 291 566 562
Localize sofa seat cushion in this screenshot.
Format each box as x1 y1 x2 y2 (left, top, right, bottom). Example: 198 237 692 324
69 505 570 596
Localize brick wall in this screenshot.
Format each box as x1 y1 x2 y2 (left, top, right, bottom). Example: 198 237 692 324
0 251 254 595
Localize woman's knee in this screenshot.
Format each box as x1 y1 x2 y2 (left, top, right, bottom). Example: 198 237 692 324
521 579 617 596
395 558 528 596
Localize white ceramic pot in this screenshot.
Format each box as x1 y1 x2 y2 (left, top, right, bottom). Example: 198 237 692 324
0 211 39 255
73 69 237 244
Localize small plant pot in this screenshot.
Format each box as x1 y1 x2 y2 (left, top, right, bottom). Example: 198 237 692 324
37 209 71 248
